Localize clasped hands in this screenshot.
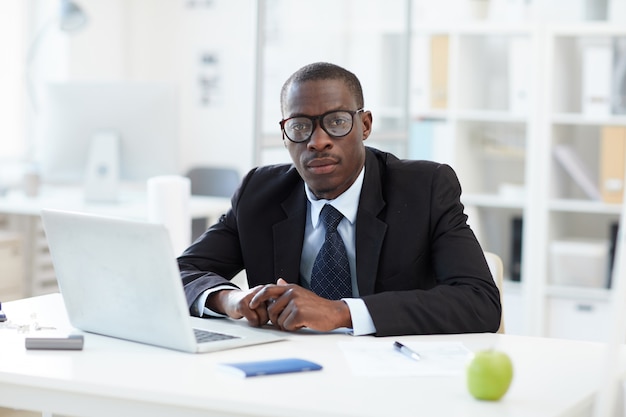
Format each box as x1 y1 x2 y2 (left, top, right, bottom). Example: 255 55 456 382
207 278 352 332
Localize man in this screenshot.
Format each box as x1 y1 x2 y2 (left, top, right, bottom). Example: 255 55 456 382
179 62 501 336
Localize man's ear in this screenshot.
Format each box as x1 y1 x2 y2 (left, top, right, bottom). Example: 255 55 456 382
361 111 373 140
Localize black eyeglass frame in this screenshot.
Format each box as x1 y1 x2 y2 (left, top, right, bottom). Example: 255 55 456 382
279 108 364 143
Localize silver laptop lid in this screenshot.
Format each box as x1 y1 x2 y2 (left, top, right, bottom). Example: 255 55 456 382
41 209 201 352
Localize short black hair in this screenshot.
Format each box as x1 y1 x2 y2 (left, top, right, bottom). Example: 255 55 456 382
280 62 364 115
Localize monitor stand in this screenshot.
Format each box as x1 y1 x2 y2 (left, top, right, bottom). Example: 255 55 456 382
84 131 120 202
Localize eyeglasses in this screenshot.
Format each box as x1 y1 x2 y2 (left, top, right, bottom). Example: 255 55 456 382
279 109 364 143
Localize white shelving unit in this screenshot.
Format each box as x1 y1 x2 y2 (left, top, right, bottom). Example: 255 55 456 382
254 0 410 166
539 23 626 341
253 0 626 340
0 228 23 302
407 22 541 336
1 214 57 300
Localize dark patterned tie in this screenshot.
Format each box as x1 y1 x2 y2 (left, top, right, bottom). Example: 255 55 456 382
310 204 352 300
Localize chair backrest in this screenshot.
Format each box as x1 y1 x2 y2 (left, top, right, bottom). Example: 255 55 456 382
186 166 240 240
186 166 240 198
484 251 505 334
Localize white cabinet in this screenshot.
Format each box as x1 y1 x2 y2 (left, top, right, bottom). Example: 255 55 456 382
0 231 23 302
1 214 57 299
547 296 612 342
252 0 626 340
502 281 524 335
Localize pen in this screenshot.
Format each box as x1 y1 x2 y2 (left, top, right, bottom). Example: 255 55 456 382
393 341 420 362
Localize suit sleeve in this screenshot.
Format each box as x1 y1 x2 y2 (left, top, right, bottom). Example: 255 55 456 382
177 174 249 314
362 164 502 336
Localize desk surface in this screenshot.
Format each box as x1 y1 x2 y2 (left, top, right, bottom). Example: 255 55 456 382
0 294 621 417
0 184 231 219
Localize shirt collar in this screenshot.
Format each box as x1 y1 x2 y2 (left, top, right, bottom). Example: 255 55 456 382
305 166 365 229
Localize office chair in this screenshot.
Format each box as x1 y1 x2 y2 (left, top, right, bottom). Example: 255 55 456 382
186 166 240 198
186 166 240 240
484 251 505 334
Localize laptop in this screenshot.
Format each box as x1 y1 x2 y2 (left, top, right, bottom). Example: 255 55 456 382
40 209 284 353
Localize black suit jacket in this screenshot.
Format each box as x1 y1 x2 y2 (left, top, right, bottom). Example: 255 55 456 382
179 147 501 336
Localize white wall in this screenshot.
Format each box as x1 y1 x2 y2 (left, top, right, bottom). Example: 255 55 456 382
0 1 27 162
38 0 258 178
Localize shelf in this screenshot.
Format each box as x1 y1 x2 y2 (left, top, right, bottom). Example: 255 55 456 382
411 22 534 35
552 113 626 126
462 193 525 209
545 285 612 301
503 279 522 294
549 199 622 214
410 110 449 121
550 23 626 36
455 110 529 123
374 106 406 119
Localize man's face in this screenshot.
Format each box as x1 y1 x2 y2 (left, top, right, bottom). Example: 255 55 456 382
282 79 372 200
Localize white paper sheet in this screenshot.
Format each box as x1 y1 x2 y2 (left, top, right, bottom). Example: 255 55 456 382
338 340 472 377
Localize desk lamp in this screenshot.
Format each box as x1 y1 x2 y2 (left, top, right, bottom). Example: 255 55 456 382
25 0 88 112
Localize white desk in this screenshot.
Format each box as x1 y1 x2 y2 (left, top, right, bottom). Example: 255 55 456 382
0 185 231 299
0 294 624 417
0 184 231 220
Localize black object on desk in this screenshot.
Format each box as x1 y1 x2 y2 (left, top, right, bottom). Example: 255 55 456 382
0 301 6 322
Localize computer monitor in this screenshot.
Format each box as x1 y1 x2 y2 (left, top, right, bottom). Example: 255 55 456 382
37 81 180 187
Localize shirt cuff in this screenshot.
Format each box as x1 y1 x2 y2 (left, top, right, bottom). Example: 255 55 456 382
342 298 376 336
194 285 238 318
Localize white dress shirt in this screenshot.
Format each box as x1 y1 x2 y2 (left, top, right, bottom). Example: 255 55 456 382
301 167 375 335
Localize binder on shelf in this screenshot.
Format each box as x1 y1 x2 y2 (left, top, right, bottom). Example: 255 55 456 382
608 221 619 288
410 35 430 114
581 38 613 116
608 0 626 23
549 239 610 288
508 37 530 115
408 119 453 165
430 35 449 110
510 216 523 282
600 126 626 204
612 38 626 115
552 144 602 201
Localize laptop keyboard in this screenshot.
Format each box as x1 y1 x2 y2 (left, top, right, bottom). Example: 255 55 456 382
193 328 240 343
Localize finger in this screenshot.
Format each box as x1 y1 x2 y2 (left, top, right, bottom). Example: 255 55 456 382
255 302 270 325
276 278 288 285
280 308 305 332
251 308 270 327
273 299 305 332
242 309 260 327
266 291 291 329
249 285 288 309
241 303 269 327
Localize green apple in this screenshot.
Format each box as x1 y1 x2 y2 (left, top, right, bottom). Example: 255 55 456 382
466 349 514 401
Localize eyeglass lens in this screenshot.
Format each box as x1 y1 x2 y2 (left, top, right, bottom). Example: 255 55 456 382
283 111 356 142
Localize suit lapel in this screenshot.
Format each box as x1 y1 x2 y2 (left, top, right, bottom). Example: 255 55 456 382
270 149 387 293
355 150 387 296
273 186 307 284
